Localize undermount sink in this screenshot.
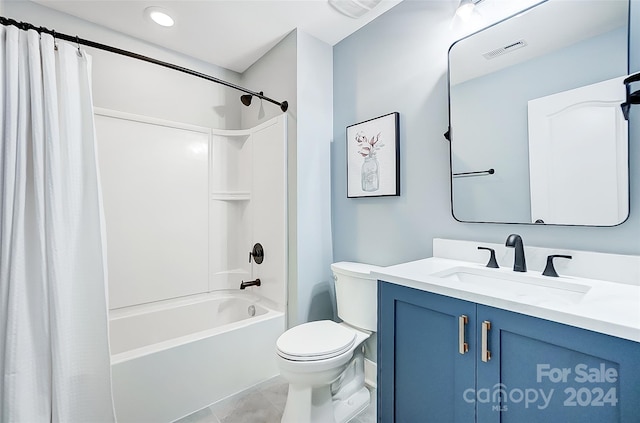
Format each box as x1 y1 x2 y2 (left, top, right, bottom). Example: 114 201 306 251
431 266 591 303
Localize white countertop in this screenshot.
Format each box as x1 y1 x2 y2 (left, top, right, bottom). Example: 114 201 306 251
373 257 640 343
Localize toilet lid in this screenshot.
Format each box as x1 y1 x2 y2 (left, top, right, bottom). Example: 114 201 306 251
276 320 356 361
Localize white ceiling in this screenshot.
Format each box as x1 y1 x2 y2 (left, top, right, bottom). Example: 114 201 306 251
31 0 403 73
449 0 628 85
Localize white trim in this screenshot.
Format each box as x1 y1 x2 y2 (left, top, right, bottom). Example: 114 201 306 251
210 114 280 137
93 107 210 134
364 358 377 389
211 192 251 201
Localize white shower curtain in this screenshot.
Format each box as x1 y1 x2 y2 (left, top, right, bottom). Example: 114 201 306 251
0 27 115 422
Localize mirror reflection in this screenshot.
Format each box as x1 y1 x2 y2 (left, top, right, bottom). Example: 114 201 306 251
448 0 629 226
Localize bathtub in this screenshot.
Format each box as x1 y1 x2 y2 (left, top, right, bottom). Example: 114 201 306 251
109 291 285 423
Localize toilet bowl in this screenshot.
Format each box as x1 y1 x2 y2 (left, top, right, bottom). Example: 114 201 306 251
276 262 382 423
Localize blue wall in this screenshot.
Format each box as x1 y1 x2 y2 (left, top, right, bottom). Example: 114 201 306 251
332 0 640 267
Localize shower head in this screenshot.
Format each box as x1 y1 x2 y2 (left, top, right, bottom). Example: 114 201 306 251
240 91 263 107
240 91 287 112
240 94 253 106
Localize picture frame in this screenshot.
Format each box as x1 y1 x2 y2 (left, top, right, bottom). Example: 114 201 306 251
346 112 400 198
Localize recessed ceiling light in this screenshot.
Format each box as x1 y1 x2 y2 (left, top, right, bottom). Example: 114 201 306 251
145 7 174 27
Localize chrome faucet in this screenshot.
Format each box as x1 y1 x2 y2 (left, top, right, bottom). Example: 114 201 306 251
505 234 527 272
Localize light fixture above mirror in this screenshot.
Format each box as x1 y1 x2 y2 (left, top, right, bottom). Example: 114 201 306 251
456 0 483 21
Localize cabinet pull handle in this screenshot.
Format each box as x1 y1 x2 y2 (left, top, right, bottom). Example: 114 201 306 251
481 320 492 362
458 315 469 354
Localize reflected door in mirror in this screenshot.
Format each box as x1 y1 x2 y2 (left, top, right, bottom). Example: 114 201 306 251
527 76 628 225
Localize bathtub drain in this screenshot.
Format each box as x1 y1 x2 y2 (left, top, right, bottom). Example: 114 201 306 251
248 305 256 317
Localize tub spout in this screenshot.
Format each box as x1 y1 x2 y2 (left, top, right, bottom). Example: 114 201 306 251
240 278 261 290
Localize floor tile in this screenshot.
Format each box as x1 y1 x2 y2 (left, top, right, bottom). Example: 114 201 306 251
259 379 288 411
174 406 220 423
212 390 282 423
174 376 376 423
352 388 377 423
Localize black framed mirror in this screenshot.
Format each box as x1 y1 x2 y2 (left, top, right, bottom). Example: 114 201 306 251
447 0 630 226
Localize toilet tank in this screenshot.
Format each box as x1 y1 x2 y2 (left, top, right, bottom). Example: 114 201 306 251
331 262 383 332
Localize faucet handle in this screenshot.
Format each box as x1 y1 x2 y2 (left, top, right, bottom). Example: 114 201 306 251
542 255 572 277
478 247 499 268
249 243 264 264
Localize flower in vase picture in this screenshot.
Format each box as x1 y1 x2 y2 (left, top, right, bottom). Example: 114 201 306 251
356 131 385 192
346 112 399 198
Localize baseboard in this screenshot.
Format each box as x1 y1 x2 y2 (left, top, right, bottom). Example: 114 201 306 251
364 358 377 389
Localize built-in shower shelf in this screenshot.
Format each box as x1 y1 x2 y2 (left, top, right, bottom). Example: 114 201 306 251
212 131 251 142
211 191 251 201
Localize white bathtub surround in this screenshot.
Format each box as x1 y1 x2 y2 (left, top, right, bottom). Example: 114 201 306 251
96 111 288 311
97 107 288 421
209 117 288 310
364 358 377 389
95 110 210 309
373 238 640 343
0 28 114 421
110 291 284 422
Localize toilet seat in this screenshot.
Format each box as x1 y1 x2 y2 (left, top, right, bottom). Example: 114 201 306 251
277 320 356 361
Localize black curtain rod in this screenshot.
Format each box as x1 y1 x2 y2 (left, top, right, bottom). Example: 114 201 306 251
0 16 289 112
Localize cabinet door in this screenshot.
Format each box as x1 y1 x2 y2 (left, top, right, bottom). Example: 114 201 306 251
477 305 640 423
378 282 476 423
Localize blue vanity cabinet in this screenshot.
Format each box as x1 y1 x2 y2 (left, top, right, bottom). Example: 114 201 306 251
377 281 476 423
378 281 640 423
476 305 640 423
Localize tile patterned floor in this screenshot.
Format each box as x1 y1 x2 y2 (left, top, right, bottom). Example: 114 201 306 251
175 376 376 423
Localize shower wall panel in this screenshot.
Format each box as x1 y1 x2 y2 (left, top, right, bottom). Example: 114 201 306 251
96 110 210 309
96 109 287 310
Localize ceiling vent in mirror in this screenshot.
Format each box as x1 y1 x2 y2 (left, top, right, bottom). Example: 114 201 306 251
482 39 528 60
328 0 383 18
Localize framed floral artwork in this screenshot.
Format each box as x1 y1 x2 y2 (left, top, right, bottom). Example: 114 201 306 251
346 112 400 198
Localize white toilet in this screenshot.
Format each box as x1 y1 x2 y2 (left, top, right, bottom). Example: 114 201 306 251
276 262 381 423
